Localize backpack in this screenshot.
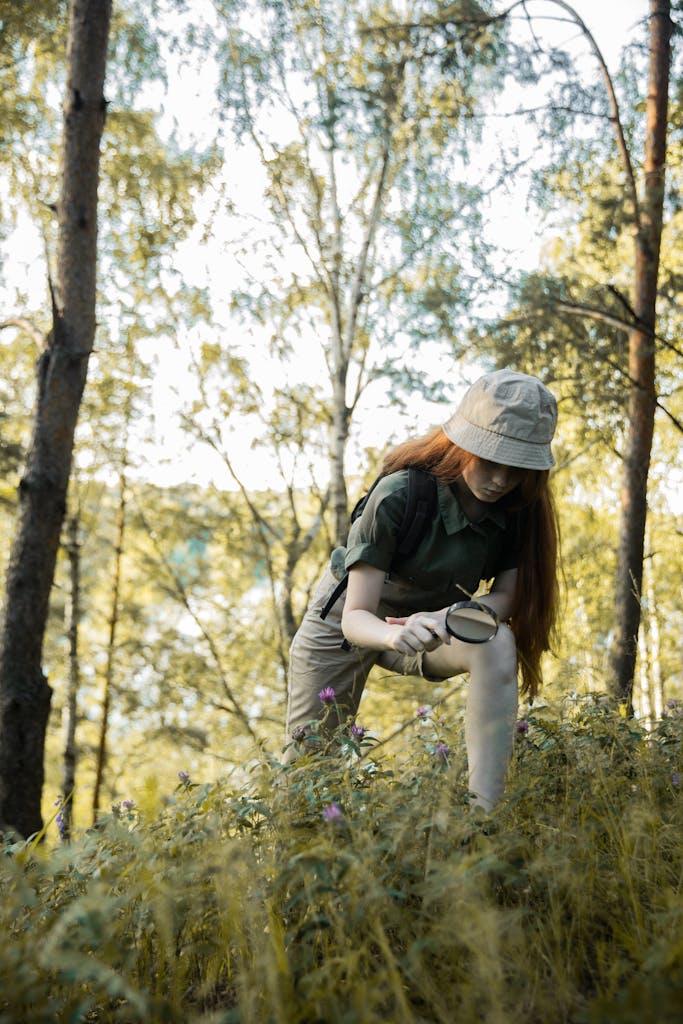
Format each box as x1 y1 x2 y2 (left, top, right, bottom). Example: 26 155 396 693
320 467 438 620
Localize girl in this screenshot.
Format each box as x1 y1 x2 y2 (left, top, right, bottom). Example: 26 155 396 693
285 369 560 810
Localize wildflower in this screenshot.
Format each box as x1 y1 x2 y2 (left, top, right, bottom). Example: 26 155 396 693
122 800 135 811
434 741 451 760
516 719 530 734
673 773 681 787
351 723 365 739
292 726 307 742
318 686 336 705
323 802 342 821
178 770 191 784
666 699 677 710
54 798 66 840
416 706 429 718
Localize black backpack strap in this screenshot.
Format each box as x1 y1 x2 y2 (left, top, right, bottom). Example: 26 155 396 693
349 475 383 525
320 468 437 622
395 468 438 556
320 576 349 620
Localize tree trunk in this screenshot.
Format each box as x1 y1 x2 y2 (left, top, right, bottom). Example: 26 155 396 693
0 0 112 839
608 0 672 708
60 513 81 842
637 616 653 727
644 547 663 720
576 591 594 688
330 373 350 547
92 471 126 821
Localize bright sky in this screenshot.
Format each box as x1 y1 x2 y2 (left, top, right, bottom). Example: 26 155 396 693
3 0 649 492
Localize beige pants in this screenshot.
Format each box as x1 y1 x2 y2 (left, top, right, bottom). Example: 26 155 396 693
285 569 519 811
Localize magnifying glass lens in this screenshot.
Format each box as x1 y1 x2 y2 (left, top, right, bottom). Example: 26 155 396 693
445 602 498 643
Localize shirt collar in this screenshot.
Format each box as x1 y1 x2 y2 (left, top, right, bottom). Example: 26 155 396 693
437 480 506 534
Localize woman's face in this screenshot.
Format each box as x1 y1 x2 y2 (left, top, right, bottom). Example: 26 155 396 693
461 457 524 503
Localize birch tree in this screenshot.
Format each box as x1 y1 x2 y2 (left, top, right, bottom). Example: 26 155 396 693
213 0 503 547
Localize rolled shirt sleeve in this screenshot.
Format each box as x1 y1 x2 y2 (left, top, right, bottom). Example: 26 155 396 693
344 474 408 573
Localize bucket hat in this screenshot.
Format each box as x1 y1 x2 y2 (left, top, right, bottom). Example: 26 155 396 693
442 369 557 470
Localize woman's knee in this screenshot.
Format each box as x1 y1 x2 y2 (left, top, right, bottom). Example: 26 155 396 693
471 622 517 681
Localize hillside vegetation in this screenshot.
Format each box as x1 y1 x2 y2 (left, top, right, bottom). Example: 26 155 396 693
2 695 683 1023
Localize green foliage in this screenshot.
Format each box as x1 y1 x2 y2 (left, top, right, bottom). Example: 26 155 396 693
212 0 506 381
38 472 307 826
3 696 683 1023
0 0 67 227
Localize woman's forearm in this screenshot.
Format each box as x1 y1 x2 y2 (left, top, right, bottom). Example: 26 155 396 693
341 607 397 651
342 564 461 655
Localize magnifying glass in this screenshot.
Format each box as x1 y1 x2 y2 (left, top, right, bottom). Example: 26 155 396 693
444 600 499 643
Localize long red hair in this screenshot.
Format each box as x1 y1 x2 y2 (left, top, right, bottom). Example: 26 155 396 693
380 427 560 699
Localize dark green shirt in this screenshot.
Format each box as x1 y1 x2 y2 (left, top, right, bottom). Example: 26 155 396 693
342 470 525 614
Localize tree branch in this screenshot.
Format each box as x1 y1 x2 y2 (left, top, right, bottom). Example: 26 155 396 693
542 0 640 225
365 0 641 222
0 317 47 348
553 299 683 361
134 499 260 743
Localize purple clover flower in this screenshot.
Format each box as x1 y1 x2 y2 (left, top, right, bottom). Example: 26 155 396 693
322 803 342 821
122 800 135 811
416 706 429 718
434 741 451 760
516 719 530 734
666 699 677 710
351 723 365 739
54 798 66 840
318 686 336 705
178 771 191 784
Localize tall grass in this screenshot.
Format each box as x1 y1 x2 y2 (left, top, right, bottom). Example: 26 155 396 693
2 695 683 1023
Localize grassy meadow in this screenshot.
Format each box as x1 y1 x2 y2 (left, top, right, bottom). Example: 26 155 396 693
2 694 683 1023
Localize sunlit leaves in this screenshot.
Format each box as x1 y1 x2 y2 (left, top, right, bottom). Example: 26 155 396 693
100 109 219 278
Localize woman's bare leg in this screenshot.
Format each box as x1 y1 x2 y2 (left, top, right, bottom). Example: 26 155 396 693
424 625 518 811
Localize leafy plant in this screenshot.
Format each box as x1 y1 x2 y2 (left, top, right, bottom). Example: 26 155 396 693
2 696 683 1022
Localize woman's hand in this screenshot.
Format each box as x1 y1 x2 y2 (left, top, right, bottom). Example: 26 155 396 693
384 613 451 655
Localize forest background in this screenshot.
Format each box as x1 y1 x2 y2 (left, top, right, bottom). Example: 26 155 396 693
0 0 682 842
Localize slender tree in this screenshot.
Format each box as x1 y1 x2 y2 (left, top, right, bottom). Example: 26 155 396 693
91 460 127 822
496 0 673 704
609 0 672 706
60 511 81 842
427 0 676 706
643 546 664 720
0 0 112 838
